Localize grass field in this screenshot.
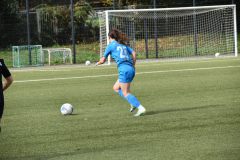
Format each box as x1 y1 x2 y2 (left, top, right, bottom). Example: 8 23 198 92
0 58 240 160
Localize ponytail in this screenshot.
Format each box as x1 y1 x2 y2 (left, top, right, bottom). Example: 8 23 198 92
108 29 129 45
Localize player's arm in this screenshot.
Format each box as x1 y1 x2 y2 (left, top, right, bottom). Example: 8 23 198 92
126 46 136 68
96 57 107 65
96 44 112 66
3 76 13 91
131 51 137 67
1 59 13 91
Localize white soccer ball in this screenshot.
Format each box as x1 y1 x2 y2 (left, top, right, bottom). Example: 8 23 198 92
215 53 220 57
85 60 91 66
60 103 73 115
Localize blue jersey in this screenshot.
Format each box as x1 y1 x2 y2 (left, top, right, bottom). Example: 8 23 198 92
103 40 135 83
103 40 134 67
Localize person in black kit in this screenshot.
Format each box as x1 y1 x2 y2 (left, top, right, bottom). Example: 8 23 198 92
0 59 13 132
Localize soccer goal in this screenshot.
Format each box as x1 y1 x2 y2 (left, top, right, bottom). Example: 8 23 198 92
12 45 44 67
98 5 238 62
42 48 72 65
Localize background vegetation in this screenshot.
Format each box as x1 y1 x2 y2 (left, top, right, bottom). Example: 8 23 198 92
0 0 239 66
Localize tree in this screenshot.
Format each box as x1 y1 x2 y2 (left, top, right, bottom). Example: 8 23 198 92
0 0 20 48
34 1 96 45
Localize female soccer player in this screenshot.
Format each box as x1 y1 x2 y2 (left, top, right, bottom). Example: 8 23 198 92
96 29 146 116
0 59 13 132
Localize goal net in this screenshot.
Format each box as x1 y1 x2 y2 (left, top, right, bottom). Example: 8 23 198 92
12 45 44 67
98 5 237 62
42 48 72 65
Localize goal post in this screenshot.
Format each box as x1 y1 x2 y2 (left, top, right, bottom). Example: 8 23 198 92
98 11 111 64
98 5 237 62
233 5 238 57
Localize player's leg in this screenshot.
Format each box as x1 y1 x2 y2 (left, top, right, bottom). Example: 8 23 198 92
113 80 124 98
113 80 136 112
118 65 146 116
119 82 139 107
120 82 146 116
125 85 134 112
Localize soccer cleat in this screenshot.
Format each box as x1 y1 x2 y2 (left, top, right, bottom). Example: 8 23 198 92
134 105 146 117
130 105 137 112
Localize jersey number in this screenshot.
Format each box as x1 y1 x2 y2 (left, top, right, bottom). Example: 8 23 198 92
117 46 129 60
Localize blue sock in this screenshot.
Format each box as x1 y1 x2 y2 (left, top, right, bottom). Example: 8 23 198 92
118 89 124 98
125 94 141 108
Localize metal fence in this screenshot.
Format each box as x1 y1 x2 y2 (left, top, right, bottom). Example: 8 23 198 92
0 0 238 65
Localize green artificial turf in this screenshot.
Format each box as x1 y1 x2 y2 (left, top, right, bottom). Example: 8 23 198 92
0 58 240 160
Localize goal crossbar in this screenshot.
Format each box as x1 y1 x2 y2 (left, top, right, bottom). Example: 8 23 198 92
103 5 236 13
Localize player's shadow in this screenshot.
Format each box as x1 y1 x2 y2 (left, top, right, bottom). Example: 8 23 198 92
145 104 224 116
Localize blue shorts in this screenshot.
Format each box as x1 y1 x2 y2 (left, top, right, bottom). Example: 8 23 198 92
118 65 135 83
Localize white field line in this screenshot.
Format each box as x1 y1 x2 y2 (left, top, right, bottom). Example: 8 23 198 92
14 65 240 83
10 57 240 72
